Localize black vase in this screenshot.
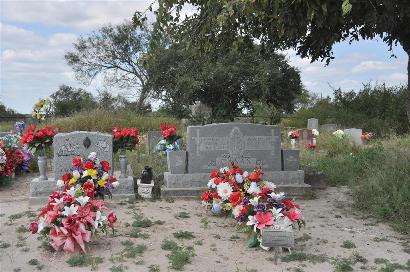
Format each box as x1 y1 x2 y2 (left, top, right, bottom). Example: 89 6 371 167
141 166 153 184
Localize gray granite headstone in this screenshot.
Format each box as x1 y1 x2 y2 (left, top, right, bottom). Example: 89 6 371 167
187 123 281 173
146 131 163 154
344 128 363 145
53 131 113 180
282 149 300 171
307 118 319 130
167 151 187 174
321 123 338 132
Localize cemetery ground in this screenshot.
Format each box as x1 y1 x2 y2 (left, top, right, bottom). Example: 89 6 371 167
1 174 409 272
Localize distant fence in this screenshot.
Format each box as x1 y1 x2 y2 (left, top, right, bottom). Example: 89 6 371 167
0 114 32 123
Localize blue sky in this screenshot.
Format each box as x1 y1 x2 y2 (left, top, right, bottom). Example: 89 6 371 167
0 0 408 114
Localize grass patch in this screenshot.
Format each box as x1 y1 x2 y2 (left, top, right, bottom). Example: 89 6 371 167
194 240 203 246
351 252 368 264
129 228 150 239
0 241 11 248
173 231 195 240
341 240 356 249
66 254 104 270
110 264 127 272
200 217 209 229
28 259 40 266
148 264 160 272
332 257 354 272
161 239 181 251
167 247 194 270
281 252 328 264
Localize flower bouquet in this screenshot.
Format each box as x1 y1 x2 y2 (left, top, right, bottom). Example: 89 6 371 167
312 129 319 144
20 125 57 156
112 127 139 154
201 163 304 249
32 98 51 121
156 123 182 154
0 138 24 185
29 153 119 253
0 134 32 178
361 132 373 143
288 130 299 149
333 129 344 138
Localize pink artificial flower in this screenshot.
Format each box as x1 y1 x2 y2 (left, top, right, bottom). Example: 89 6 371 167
287 210 301 221
254 212 274 229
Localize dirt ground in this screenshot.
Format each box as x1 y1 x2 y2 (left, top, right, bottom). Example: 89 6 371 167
1 175 409 272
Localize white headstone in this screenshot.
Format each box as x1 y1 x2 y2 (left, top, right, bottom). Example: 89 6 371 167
343 128 363 145
307 118 319 130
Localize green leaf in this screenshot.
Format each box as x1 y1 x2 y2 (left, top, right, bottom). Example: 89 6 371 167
246 232 259 248
342 0 352 15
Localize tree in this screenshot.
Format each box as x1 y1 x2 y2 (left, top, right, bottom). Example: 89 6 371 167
65 21 151 112
139 0 410 122
147 44 303 121
0 102 17 117
50 85 95 116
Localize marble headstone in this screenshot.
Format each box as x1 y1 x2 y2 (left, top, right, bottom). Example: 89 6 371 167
307 118 319 130
282 149 300 171
297 128 313 146
344 128 363 145
146 131 163 154
187 123 281 173
53 131 113 180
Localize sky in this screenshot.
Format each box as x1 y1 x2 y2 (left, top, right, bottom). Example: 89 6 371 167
0 0 408 114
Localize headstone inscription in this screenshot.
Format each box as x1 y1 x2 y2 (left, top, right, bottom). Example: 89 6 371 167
261 228 295 248
53 131 113 181
307 118 319 130
282 149 300 171
186 123 282 172
146 131 163 154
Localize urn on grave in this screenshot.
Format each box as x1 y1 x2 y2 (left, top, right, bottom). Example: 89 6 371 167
141 166 153 184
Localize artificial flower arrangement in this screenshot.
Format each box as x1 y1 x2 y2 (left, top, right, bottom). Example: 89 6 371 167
32 98 51 121
156 122 182 154
312 129 319 138
29 152 119 253
305 143 317 150
201 163 304 249
0 137 25 181
112 127 140 154
15 121 26 135
361 132 373 142
20 125 57 156
333 129 345 138
287 130 299 139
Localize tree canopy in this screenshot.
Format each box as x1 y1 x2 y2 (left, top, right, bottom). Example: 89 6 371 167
50 85 95 116
65 21 152 112
147 44 303 121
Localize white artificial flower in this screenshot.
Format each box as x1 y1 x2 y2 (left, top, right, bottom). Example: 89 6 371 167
51 197 64 206
273 216 293 230
102 173 109 180
247 182 261 194
242 171 249 178
270 207 284 220
56 179 65 188
88 152 97 161
207 179 216 189
94 211 107 228
62 204 78 216
219 166 229 173
246 215 258 231
112 181 119 188
268 192 285 201
37 216 47 233
67 187 76 197
333 130 344 138
312 129 319 137
235 173 243 183
216 182 233 200
264 181 276 191
76 196 90 206
72 170 80 179
249 196 260 207
232 204 243 218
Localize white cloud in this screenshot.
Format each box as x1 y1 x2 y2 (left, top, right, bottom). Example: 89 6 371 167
351 60 400 73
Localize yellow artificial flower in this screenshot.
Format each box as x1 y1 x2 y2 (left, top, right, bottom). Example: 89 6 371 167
88 169 97 177
97 179 107 187
69 177 77 185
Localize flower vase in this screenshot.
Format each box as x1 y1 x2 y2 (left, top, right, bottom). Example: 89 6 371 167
312 138 317 145
119 154 128 178
290 138 297 149
37 156 48 180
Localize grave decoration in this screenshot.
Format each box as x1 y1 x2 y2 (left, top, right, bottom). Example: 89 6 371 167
361 132 374 143
305 143 318 150
156 122 182 154
312 129 319 145
0 135 30 185
20 125 57 180
333 129 345 138
137 166 155 198
288 130 299 149
112 127 139 178
29 153 118 253
15 121 26 135
201 162 304 249
32 98 51 121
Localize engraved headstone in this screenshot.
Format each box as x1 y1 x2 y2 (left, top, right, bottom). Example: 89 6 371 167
343 128 363 145
167 151 187 174
261 228 295 248
146 131 163 154
307 118 319 130
187 123 281 173
53 131 113 180
282 149 300 171
297 128 313 146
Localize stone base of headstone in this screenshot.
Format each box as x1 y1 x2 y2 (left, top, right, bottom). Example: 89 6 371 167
112 165 135 199
29 177 57 204
304 172 327 189
162 170 311 198
137 179 154 199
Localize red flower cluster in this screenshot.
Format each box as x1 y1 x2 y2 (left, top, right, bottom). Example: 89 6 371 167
161 123 176 138
113 127 139 139
305 143 317 149
112 127 139 153
20 125 56 144
288 130 299 139
361 132 374 141
0 147 24 177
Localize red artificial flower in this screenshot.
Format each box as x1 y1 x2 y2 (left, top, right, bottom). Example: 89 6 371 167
214 177 223 185
29 221 38 234
109 176 117 183
82 181 95 197
62 173 71 182
129 128 139 138
108 212 117 226
0 140 3 148
160 123 168 131
63 215 78 231
121 128 130 137
286 210 301 221
63 194 75 204
161 123 176 138
248 172 261 182
100 161 111 172
210 171 219 179
254 212 274 229
240 205 249 216
258 187 271 197
114 132 122 138
201 191 212 201
283 199 300 209
229 191 243 207
83 161 95 170
72 157 82 167
113 127 120 133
